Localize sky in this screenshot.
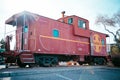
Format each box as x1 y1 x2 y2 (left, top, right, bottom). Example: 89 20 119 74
0 0 120 48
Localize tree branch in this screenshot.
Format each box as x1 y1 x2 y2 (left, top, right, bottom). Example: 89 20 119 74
116 29 120 36
103 23 116 36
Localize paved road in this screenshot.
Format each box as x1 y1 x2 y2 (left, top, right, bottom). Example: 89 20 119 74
0 66 120 80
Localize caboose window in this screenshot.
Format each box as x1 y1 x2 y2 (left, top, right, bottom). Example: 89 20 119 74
68 18 73 24
101 39 105 45
24 25 28 33
78 20 86 29
53 29 59 37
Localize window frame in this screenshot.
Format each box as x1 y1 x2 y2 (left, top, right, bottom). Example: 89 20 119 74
78 20 86 29
52 29 59 38
101 39 105 45
68 18 73 24
24 25 28 33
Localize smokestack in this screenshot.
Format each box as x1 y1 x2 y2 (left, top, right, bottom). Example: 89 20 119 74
61 11 65 22
61 11 65 18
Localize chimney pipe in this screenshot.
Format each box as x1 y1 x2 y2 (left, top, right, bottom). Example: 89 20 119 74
61 11 65 18
61 11 65 22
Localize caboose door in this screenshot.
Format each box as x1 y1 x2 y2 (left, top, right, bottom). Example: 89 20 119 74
22 25 29 50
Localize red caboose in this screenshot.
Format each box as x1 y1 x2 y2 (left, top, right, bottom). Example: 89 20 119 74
3 11 108 67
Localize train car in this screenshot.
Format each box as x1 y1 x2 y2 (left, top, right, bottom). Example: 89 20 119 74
3 11 108 67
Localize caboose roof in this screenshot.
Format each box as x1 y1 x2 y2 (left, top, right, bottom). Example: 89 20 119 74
90 30 109 37
5 11 39 26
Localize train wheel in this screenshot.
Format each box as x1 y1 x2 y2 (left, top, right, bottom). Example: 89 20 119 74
29 64 36 68
35 55 58 67
94 58 106 65
51 59 58 67
17 58 26 68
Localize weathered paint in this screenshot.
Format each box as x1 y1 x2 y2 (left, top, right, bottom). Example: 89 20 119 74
5 11 108 63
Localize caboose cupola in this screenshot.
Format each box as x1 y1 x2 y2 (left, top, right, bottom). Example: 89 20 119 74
58 15 90 37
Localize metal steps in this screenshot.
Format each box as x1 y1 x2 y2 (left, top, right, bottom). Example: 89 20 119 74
20 52 35 63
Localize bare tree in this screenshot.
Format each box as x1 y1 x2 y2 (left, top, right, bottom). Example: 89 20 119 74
95 10 120 44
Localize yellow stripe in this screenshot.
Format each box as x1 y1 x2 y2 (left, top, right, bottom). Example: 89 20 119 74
40 35 89 44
